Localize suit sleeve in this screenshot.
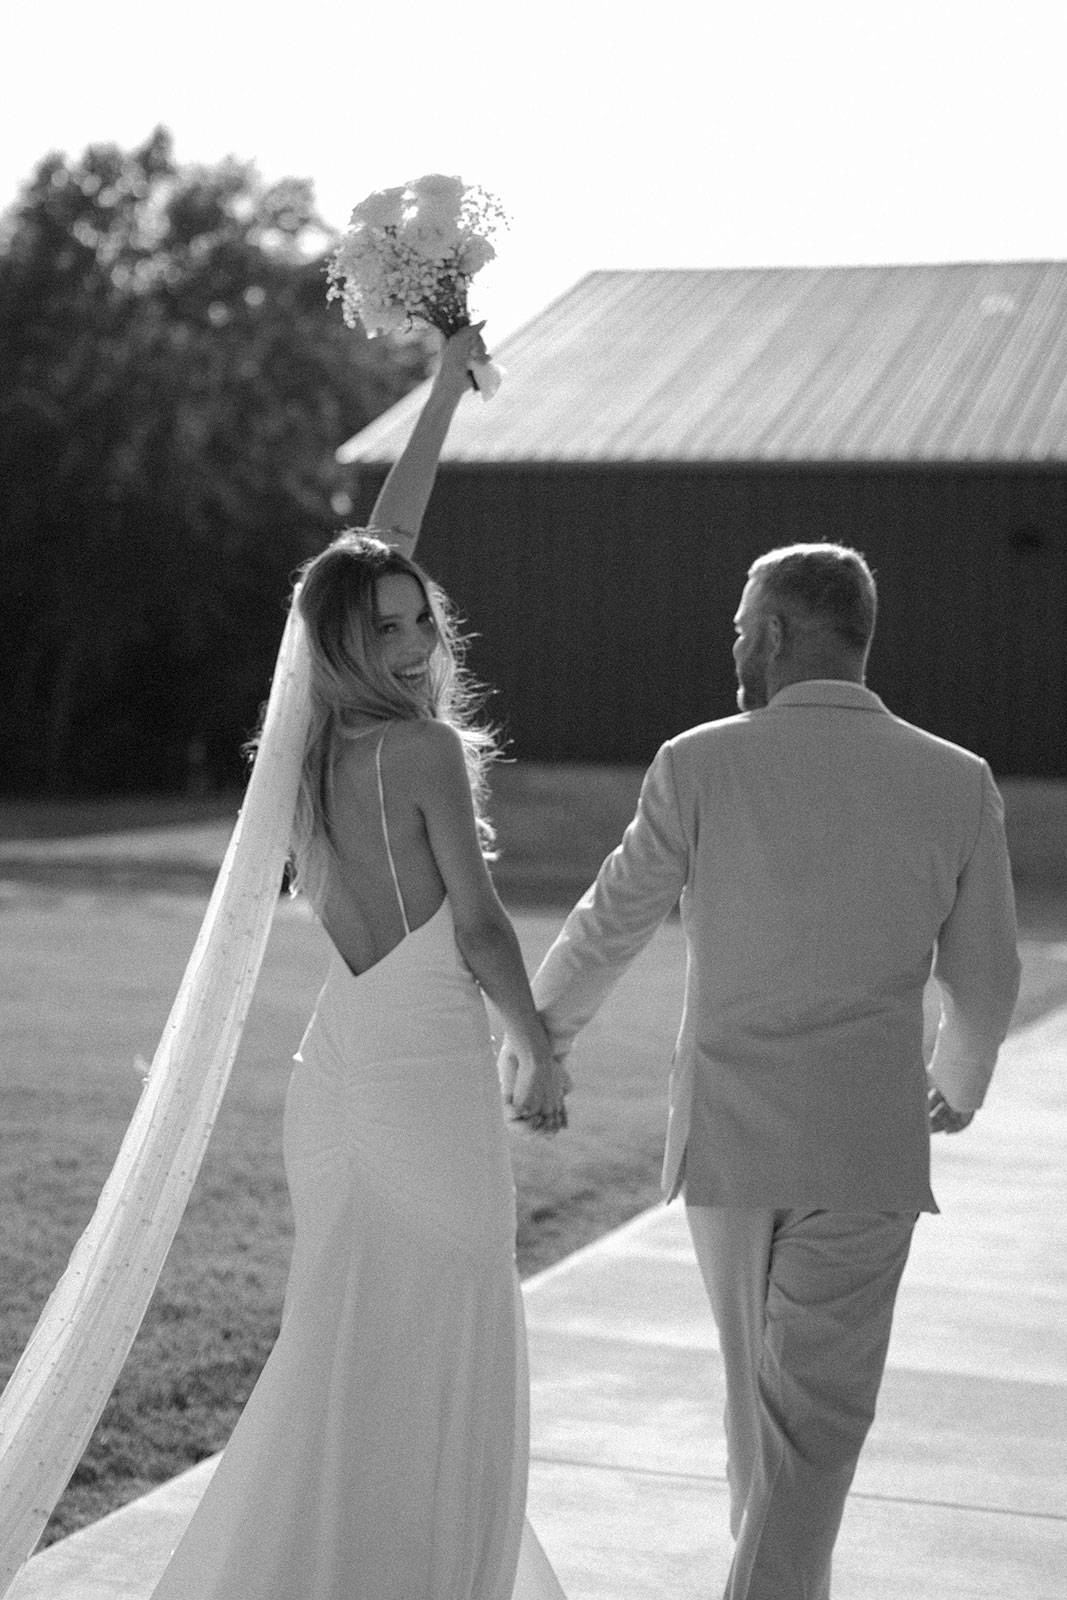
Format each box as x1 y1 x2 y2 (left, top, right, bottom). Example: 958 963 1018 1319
532 742 689 1055
928 761 1021 1111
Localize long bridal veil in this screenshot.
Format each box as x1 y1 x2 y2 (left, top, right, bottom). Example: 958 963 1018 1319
0 602 311 1595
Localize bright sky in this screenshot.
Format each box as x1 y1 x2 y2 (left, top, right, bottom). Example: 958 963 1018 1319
4 0 1064 337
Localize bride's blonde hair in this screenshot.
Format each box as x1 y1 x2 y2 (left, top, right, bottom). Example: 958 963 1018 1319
271 531 498 904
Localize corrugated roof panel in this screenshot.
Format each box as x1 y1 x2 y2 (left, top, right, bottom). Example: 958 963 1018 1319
788 269 955 458
964 271 1067 459
338 263 1067 466
864 279 1007 459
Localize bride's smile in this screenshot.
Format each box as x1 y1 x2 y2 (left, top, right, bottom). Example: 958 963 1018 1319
374 571 437 694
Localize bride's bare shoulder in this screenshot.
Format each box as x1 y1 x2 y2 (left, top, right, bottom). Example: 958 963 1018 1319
386 717 462 757
380 720 467 787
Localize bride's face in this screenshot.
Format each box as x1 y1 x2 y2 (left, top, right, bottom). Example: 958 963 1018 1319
372 573 438 697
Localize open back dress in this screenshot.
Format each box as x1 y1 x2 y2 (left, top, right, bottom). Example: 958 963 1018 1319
149 725 566 1600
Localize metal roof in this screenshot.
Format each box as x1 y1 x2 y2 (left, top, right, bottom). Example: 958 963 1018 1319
337 263 1067 467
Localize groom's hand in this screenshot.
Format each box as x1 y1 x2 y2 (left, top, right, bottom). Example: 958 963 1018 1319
497 1038 519 1106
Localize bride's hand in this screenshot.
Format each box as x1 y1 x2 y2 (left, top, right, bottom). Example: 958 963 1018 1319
435 323 489 395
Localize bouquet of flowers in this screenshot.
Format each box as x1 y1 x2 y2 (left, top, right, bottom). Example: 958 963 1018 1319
327 173 507 398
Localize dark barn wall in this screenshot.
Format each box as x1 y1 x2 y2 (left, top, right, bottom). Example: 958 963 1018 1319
351 465 1067 777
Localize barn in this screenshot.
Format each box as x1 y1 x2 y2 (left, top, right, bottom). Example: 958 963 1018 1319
339 263 1067 779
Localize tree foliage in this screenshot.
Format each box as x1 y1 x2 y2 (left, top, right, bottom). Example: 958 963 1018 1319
0 128 429 794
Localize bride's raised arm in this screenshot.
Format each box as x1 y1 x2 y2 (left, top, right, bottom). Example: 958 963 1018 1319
367 323 488 559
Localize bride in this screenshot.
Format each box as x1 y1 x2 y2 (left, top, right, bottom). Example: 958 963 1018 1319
145 324 572 1599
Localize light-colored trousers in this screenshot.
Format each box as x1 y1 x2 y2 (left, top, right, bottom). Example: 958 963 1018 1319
686 1206 917 1600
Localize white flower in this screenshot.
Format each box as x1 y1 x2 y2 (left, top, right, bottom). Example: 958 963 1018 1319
402 215 461 261
349 185 406 229
407 173 466 210
333 233 373 276
459 235 496 275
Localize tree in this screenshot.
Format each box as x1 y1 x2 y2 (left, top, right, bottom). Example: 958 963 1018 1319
0 128 428 794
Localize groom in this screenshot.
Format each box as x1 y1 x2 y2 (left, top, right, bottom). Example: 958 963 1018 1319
503 542 1020 1598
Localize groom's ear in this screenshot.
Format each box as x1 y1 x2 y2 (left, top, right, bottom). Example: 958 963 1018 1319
766 612 786 656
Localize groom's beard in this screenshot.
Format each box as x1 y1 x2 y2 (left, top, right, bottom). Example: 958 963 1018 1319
736 640 771 711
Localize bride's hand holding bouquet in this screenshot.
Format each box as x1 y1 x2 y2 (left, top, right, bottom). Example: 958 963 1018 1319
434 321 492 399
327 173 507 398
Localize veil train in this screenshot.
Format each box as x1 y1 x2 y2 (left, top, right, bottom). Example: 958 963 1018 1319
0 603 310 1594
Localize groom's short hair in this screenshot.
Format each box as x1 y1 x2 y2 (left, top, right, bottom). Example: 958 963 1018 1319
748 543 877 656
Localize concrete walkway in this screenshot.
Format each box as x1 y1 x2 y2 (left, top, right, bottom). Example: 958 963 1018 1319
9 999 1066 1599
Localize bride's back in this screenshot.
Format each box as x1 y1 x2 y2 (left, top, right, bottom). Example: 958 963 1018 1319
316 720 448 976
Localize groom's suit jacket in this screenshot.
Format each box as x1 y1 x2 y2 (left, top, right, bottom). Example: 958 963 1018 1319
532 681 1021 1212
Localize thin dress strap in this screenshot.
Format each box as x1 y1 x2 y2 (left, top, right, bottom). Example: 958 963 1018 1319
375 727 411 937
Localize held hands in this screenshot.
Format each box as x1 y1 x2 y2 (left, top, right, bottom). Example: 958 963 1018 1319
927 1081 975 1134
498 1029 572 1136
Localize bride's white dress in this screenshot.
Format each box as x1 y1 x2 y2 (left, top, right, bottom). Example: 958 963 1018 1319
149 732 566 1600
